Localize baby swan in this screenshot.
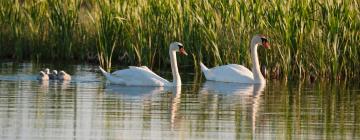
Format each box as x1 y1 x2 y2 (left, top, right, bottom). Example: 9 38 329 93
44 68 50 75
49 70 58 80
58 71 71 81
37 71 49 81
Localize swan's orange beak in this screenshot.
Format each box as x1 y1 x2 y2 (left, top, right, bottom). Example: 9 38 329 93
263 42 270 49
260 35 270 49
179 48 188 56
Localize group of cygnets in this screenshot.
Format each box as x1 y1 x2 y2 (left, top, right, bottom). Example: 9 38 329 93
37 68 71 81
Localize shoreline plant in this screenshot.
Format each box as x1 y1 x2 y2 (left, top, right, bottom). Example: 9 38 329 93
0 0 359 80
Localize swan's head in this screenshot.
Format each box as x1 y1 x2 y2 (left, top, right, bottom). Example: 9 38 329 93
59 71 67 76
44 68 50 74
39 71 46 76
170 42 188 56
52 70 58 75
252 35 270 49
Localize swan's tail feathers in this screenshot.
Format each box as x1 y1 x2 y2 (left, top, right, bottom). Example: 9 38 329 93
200 62 209 72
200 62 211 80
99 66 110 78
99 66 125 84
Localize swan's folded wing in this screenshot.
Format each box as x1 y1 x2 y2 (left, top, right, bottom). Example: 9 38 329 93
129 66 151 71
129 66 171 86
128 66 162 78
226 64 253 76
207 64 254 83
110 66 170 86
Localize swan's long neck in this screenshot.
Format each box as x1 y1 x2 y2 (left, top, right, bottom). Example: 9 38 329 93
170 50 181 86
250 41 265 83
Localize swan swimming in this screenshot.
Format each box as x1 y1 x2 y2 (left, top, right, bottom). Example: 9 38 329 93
200 35 270 84
99 42 188 87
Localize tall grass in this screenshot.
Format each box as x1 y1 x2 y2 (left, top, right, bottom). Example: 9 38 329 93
0 0 359 80
94 0 123 71
47 0 81 59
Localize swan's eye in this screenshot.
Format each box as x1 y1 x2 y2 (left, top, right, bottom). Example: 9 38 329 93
178 44 183 49
261 37 270 49
261 37 268 43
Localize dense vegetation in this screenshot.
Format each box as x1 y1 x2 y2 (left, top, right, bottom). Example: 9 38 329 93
0 0 359 81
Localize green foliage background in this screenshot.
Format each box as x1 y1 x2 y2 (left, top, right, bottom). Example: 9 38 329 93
0 0 359 80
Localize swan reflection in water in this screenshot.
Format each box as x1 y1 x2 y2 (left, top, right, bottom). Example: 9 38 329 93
105 84 182 129
170 87 182 129
38 80 49 92
200 81 265 138
104 84 167 97
59 80 70 90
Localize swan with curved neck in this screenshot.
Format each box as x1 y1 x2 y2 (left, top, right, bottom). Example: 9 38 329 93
200 35 270 84
99 42 187 86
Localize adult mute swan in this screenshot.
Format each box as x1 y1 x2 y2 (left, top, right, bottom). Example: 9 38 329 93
99 42 188 87
200 35 270 84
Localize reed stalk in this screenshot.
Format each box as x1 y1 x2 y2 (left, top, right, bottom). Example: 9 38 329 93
0 0 359 80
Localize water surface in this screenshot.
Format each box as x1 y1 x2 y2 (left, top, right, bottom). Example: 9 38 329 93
0 62 359 139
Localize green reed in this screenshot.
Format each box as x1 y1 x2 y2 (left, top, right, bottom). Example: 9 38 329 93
47 0 81 59
94 0 122 71
0 0 359 80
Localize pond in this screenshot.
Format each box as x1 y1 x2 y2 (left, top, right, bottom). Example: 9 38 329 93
0 62 359 140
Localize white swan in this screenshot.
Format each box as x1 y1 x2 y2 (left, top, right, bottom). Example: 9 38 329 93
99 42 188 87
200 35 270 84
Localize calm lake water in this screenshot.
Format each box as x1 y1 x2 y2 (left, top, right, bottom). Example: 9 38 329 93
0 62 359 140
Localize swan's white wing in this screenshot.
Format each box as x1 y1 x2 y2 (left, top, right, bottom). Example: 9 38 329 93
225 64 253 76
206 64 254 83
109 66 171 86
129 66 170 84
